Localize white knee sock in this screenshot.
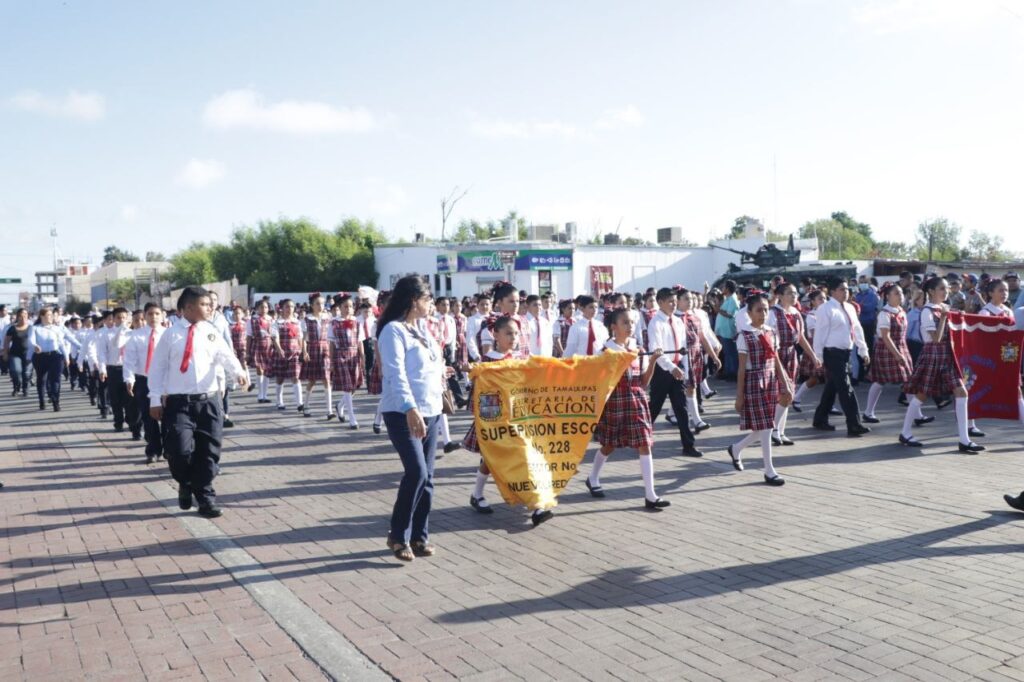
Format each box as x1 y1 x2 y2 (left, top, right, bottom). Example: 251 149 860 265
473 471 488 499
775 405 789 436
700 379 712 397
259 375 268 400
639 455 657 501
955 397 970 443
1018 397 1024 425
343 392 356 426
865 383 883 418
901 398 921 439
293 383 304 406
793 382 810 403
305 384 315 409
915 401 925 419
337 399 346 419
439 414 451 444
687 395 701 425
276 383 284 406
324 384 333 414
760 429 778 478
733 431 758 456
373 400 383 427
589 452 609 487
968 418 977 429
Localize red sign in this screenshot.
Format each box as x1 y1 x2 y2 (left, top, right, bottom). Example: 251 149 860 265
948 312 1024 420
590 266 613 297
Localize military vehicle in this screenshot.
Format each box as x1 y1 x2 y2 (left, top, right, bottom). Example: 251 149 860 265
710 235 856 290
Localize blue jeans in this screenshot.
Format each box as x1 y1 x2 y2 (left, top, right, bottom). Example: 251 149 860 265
384 411 439 545
8 354 28 393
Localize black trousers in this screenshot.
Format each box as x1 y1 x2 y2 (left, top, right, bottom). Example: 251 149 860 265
362 339 375 381
162 395 223 506
648 367 696 450
68 360 80 389
91 369 108 412
35 352 63 405
814 347 862 430
134 376 163 456
107 366 140 433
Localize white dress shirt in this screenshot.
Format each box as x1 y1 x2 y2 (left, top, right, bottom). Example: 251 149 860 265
979 302 1012 317
693 308 721 351
434 313 456 348
735 326 779 370
97 324 131 372
647 310 689 374
812 298 869 359
465 313 484 361
525 312 554 356
148 318 245 407
563 316 608 357
270 317 305 344
28 324 76 361
124 325 166 384
735 306 752 333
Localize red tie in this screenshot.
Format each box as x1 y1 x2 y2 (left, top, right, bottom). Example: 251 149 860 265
363 318 369 339
840 303 856 343
145 328 156 374
586 320 595 355
179 324 196 373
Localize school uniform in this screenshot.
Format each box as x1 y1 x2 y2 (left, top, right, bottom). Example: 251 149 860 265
563 316 609 357
434 312 467 404
98 323 139 433
681 312 706 389
868 305 914 385
903 304 960 397
83 327 107 412
768 305 803 387
979 302 1013 318
269 317 304 382
736 328 781 431
229 318 248 367
553 316 574 358
329 317 363 392
812 297 869 432
594 338 652 449
366 318 383 396
525 312 554 357
646 310 699 454
300 313 332 383
27 324 75 410
124 324 166 457
148 317 245 513
798 310 825 382
66 326 82 389
465 312 485 362
479 313 531 359
357 312 376 378
247 315 274 374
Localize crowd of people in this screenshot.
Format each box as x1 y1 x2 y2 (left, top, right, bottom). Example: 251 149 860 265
3 267 1024 561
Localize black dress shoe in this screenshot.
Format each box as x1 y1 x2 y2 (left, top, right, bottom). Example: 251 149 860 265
861 415 880 424
146 455 155 464
276 405 286 411
666 414 678 425
914 416 935 427
936 398 952 409
848 425 871 437
372 424 382 435
584 478 605 498
764 474 785 486
114 425 124 433
349 424 359 431
899 434 923 447
197 505 223 518
727 444 743 471
178 485 193 510
968 427 986 438
131 432 142 441
790 402 802 413
443 441 462 454
778 435 795 446
682 448 704 457
531 509 553 527
897 397 909 406
703 390 718 399
1004 494 1024 512
693 422 711 433
958 441 985 453
771 433 783 446
813 423 836 431
469 496 493 514
296 404 304 413
644 497 670 510
53 404 61 412
223 417 234 428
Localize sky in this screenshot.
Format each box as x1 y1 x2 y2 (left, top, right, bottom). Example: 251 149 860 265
2 0 1024 295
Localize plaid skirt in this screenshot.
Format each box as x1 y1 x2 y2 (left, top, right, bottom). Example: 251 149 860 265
595 381 653 449
777 345 799 384
685 346 704 390
903 343 960 397
797 347 824 382
868 338 913 385
250 338 274 374
366 359 382 395
740 366 779 431
332 353 363 393
300 341 331 383
270 350 302 382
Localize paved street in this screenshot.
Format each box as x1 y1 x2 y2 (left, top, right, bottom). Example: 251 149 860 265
4 378 1024 681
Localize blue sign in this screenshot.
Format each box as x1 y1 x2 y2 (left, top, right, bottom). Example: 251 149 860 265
515 250 572 271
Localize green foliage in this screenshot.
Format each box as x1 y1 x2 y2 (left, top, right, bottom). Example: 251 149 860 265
798 219 873 259
450 210 529 243
102 245 139 265
965 230 1008 262
144 251 166 262
729 215 757 238
107 278 137 306
914 218 962 261
169 243 218 286
871 241 916 259
830 211 872 239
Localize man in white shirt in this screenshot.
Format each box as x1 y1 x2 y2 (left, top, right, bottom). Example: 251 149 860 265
524 295 554 357
812 278 871 436
563 295 608 357
434 296 466 406
646 287 701 456
149 286 248 518
124 303 167 463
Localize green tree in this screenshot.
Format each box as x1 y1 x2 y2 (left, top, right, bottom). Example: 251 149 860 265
144 251 166 262
169 242 218 287
914 218 961 261
102 245 139 265
452 220 474 243
871 241 915 259
728 215 757 239
798 219 873 259
830 211 872 239
107 278 137 306
965 230 1008 262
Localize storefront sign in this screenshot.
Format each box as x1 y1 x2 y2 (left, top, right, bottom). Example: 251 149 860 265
515 250 573 271
436 254 453 273
458 251 505 272
457 249 574 272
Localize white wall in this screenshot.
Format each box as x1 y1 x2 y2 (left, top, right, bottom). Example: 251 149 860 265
572 246 719 294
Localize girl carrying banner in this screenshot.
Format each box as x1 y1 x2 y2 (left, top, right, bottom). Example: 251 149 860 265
727 293 792 486
899 276 984 452
769 283 818 445
862 283 918 424
479 282 531 359
975 278 1024 434
464 316 554 527
584 308 669 509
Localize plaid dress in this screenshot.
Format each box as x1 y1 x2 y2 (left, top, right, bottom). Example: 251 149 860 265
462 352 509 452
595 340 653 449
249 316 274 373
229 321 248 367
772 305 802 384
270 320 303 381
554 317 573 358
300 316 331 383
682 313 704 389
903 308 960 396
738 329 780 431
868 307 913 385
454 313 469 365
330 318 363 392
798 312 825 382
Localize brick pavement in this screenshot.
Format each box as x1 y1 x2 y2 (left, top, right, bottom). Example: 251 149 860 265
4 378 1024 680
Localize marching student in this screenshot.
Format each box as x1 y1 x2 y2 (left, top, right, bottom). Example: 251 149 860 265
207 292 236 428
248 299 275 403
75 315 94 394
228 303 249 381
148 286 249 518
563 295 608 357
899 276 984 452
792 289 827 411
123 303 166 463
479 282 530 358
678 289 722 433
300 293 334 419
269 299 305 410
692 292 721 400
465 294 491 362
768 283 818 445
84 313 110 416
862 283 917 424
27 307 77 412
553 299 575 358
366 314 385 434
66 316 83 390
465 316 554 527
434 296 467 406
98 307 140 436
329 294 364 428
585 308 669 509
356 301 377 382
970 278 1019 436
811 278 871 437
524 294 554 357
727 293 793 486
647 287 702 457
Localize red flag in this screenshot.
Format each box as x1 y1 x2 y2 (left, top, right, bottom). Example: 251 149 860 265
948 312 1024 420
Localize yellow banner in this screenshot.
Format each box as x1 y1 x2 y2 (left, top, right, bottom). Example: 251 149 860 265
469 351 635 510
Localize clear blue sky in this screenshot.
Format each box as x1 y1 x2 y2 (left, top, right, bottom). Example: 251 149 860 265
2 0 1023 289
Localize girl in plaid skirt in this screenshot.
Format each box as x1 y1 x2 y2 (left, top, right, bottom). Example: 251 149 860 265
553 299 575 358
329 294 365 429
300 293 334 419
365 317 385 434
270 299 305 410
678 289 722 433
585 308 669 509
248 300 275 403
863 283 915 423
229 305 249 373
465 316 554 527
974 278 1024 436
727 294 794 486
899 277 983 452
769 283 818 445
793 289 827 411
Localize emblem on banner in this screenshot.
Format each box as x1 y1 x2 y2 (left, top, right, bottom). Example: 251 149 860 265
962 366 977 391
1001 343 1019 363
478 393 503 421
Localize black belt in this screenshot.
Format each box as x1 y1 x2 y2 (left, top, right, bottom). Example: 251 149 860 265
167 393 210 403
37 350 60 356
824 347 852 353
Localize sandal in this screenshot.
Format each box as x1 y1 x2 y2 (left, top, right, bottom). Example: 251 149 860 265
410 540 436 557
386 538 415 562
